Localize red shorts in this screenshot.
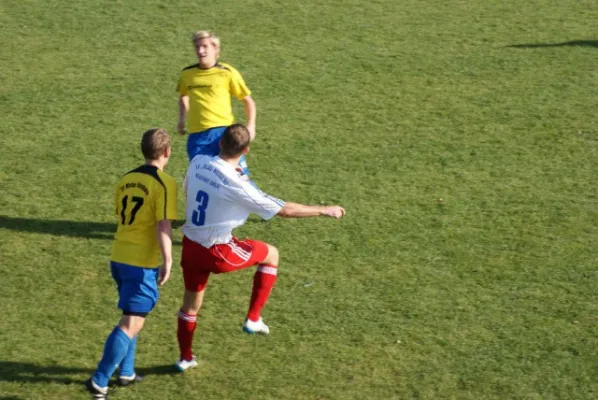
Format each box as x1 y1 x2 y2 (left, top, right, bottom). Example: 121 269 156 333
181 236 270 292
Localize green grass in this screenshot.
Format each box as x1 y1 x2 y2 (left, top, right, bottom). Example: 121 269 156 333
1 0 597 399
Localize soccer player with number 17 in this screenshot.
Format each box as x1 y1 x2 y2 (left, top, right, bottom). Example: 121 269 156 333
86 129 178 399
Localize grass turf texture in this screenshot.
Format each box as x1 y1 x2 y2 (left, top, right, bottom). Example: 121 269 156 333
1 0 597 399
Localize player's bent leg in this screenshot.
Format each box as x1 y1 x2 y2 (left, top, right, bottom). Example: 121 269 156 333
261 244 279 267
244 242 279 335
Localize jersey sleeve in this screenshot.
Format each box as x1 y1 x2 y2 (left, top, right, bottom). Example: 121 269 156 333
231 181 284 220
228 66 251 100
177 73 188 96
155 175 179 221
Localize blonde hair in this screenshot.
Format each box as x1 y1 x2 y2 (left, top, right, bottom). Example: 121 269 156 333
192 30 221 57
141 128 171 160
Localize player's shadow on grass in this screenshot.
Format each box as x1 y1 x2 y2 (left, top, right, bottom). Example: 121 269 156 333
0 361 180 386
0 361 91 385
509 40 598 49
0 216 115 239
0 216 185 241
136 364 181 376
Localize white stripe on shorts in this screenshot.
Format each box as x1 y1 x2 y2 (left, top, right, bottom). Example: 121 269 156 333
229 241 251 260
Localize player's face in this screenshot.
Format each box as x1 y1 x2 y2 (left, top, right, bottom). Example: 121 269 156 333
195 38 218 68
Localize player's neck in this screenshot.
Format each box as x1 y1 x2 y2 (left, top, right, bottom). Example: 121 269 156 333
198 61 217 69
219 155 242 168
146 159 166 171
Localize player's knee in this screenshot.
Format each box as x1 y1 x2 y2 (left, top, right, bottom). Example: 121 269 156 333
263 244 279 266
181 289 205 314
119 314 146 338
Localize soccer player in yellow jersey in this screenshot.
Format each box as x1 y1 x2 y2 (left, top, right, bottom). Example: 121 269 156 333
177 30 257 174
86 128 178 400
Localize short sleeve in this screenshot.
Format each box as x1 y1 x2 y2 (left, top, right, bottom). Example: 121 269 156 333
228 67 251 100
232 181 284 220
177 73 188 96
155 175 179 221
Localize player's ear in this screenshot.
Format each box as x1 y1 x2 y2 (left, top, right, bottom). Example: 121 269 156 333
219 139 223 150
242 146 250 155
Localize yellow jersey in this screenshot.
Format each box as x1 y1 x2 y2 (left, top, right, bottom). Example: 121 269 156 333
177 62 251 133
110 165 178 268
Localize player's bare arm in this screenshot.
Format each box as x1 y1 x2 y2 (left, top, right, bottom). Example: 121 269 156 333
178 95 189 135
157 219 173 285
277 202 345 219
242 95 256 140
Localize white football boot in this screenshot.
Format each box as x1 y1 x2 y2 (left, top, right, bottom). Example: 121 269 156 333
243 317 270 334
175 356 198 372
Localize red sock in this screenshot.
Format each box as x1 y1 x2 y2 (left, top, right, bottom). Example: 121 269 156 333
177 310 197 361
247 264 278 322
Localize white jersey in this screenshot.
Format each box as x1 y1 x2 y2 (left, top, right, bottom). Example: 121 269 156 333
182 155 285 247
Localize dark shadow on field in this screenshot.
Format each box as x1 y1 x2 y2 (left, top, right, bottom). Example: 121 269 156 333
509 40 598 49
136 364 180 376
0 361 91 385
0 361 180 387
0 215 185 241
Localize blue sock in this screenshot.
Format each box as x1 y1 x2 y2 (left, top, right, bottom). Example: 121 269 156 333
93 326 132 388
119 335 137 378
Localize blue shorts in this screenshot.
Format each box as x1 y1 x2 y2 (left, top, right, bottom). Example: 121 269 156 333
110 261 159 314
187 126 250 175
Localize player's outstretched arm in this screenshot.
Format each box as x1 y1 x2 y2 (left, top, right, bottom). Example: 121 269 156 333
178 95 189 135
277 202 345 219
242 95 256 140
157 219 173 285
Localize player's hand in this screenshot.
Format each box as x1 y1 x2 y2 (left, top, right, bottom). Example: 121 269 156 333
177 121 187 135
158 263 172 286
322 206 345 219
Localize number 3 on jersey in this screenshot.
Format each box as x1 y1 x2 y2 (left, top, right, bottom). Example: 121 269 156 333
192 190 210 226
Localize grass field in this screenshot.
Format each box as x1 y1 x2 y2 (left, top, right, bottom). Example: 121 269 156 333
1 1 597 399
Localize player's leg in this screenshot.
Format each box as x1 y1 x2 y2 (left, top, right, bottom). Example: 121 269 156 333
115 313 146 387
176 288 206 371
211 238 278 334
116 266 158 385
244 243 279 334
87 263 158 396
176 236 212 371
115 269 157 385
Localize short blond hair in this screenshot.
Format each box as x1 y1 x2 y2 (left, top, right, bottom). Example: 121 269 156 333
141 128 171 160
192 30 221 56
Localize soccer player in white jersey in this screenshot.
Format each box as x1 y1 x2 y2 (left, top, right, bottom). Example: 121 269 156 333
175 124 345 371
